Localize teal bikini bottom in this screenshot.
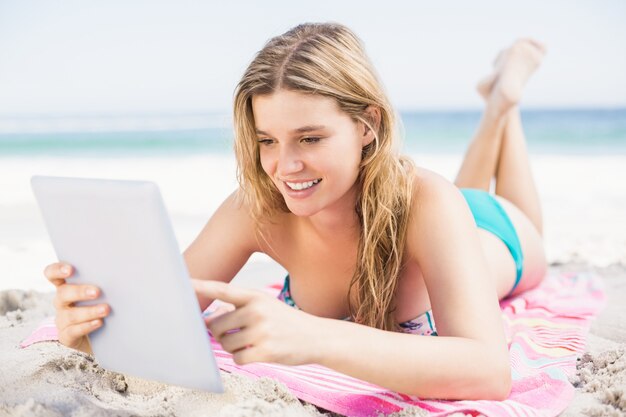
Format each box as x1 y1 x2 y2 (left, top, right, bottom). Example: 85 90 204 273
460 188 524 296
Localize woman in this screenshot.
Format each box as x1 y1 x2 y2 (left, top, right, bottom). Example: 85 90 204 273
44 23 547 400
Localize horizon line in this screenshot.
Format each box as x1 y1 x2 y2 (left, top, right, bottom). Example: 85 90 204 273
0 105 625 119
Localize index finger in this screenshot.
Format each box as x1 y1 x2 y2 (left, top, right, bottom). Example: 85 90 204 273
191 280 255 308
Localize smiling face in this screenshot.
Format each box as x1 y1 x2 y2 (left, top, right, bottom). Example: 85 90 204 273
252 89 372 218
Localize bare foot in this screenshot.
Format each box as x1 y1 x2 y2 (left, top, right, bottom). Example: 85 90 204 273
476 50 507 99
477 39 546 112
476 72 497 101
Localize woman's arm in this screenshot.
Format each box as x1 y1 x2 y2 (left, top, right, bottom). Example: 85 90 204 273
195 176 511 400
311 317 510 400
183 189 260 310
194 277 510 400
313 173 511 400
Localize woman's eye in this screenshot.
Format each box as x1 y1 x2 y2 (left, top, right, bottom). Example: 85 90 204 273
302 137 321 144
257 139 273 145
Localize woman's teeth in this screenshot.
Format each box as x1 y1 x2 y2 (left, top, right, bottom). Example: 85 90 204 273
286 179 321 191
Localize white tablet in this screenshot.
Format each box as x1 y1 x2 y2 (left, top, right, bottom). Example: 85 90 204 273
31 175 224 393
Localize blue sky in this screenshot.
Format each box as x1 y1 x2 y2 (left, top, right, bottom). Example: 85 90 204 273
0 0 624 115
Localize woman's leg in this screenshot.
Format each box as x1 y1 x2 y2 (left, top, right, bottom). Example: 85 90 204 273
453 102 507 191
453 45 511 191
494 107 543 236
455 39 546 235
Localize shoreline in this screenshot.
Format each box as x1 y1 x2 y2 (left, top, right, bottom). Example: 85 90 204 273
2 153 625 292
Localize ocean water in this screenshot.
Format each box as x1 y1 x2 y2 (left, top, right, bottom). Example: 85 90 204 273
1 108 624 157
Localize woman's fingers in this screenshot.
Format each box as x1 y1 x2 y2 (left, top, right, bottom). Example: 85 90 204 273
204 303 235 319
54 300 108 353
205 301 262 342
56 304 109 328
43 261 104 354
192 280 255 308
44 262 73 287
54 283 100 308
232 345 258 365
58 319 102 347
217 326 254 354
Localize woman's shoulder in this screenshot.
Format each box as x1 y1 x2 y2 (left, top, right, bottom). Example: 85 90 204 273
410 165 460 203
230 188 295 254
407 166 471 232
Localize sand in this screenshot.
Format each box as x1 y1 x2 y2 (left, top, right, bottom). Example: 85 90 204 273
1 153 625 416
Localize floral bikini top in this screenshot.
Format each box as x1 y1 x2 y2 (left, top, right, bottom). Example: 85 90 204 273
277 275 437 336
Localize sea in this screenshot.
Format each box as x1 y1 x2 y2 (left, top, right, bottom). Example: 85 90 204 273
1 108 625 157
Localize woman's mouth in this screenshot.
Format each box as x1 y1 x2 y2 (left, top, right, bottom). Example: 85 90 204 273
285 178 321 191
282 178 322 198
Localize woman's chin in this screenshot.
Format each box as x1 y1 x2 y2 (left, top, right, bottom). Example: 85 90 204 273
284 200 319 218
287 207 316 218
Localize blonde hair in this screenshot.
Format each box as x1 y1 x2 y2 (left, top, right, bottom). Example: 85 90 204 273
233 23 415 332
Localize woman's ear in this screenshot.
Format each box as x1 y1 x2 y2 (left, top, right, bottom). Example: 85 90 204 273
361 105 381 147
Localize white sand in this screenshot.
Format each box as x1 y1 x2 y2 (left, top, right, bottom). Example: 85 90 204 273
1 154 625 416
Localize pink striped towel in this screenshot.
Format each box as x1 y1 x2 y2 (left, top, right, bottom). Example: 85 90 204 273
21 270 605 417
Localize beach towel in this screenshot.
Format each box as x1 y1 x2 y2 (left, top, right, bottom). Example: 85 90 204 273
21 270 605 417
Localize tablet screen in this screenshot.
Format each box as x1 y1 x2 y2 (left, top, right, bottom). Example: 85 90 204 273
32 175 223 392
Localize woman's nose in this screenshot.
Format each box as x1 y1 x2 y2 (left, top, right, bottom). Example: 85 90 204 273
277 146 304 176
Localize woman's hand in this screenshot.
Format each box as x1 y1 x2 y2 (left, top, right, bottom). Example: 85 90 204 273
191 279 322 367
44 262 110 354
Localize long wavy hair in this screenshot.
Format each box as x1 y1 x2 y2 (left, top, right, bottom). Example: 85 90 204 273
233 22 415 332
